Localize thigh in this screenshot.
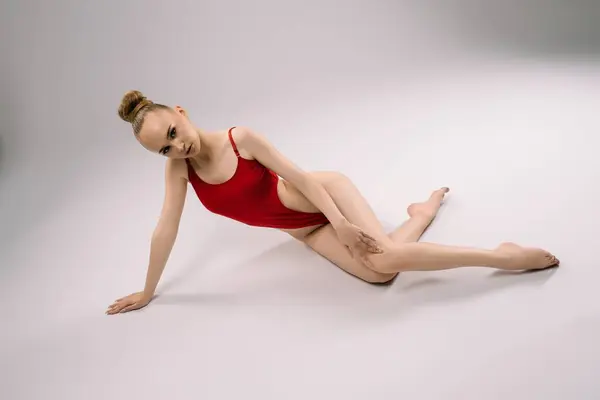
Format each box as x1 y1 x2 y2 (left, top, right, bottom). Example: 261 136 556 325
309 171 393 246
302 223 397 284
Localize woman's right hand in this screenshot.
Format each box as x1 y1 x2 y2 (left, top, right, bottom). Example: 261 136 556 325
106 291 152 315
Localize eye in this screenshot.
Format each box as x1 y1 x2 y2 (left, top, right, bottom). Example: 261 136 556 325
162 146 170 155
169 127 176 139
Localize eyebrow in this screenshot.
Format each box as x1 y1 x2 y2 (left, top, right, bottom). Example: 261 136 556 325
159 124 172 154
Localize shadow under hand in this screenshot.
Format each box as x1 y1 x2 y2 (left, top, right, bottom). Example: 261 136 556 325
153 238 345 308
152 221 560 325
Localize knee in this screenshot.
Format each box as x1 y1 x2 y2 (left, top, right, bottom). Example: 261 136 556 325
363 271 397 284
331 171 351 185
366 248 412 274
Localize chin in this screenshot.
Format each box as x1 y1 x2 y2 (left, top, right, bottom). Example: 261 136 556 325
183 143 195 158
191 142 200 155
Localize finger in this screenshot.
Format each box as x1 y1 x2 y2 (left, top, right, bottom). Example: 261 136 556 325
125 301 147 313
359 230 377 241
358 233 381 248
368 244 384 253
356 237 383 253
360 240 381 253
356 235 373 245
369 243 384 253
108 302 123 310
119 304 138 313
107 301 129 314
108 304 123 313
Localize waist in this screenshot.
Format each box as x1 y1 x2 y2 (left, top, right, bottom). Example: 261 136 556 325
276 179 321 214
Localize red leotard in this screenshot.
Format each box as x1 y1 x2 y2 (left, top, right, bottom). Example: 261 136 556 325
185 127 330 229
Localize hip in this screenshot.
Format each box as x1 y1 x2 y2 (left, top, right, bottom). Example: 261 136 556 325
276 176 330 240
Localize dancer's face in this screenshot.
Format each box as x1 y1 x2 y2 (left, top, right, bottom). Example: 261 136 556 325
136 106 201 159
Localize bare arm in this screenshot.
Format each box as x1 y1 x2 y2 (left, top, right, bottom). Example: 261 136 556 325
235 126 381 257
141 158 188 299
235 126 347 229
106 158 188 314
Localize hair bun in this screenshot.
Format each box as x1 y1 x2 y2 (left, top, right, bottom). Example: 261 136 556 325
118 90 152 123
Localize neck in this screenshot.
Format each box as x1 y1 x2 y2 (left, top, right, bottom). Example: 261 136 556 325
190 128 212 166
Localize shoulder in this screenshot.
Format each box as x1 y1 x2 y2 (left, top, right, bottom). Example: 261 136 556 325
230 126 269 149
165 157 189 182
230 125 256 140
227 126 272 159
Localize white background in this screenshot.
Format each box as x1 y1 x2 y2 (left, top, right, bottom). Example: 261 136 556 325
1 1 599 399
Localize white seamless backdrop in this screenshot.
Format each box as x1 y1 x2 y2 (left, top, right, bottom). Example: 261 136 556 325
1 1 599 399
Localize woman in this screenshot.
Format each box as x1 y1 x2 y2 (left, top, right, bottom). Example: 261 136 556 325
106 90 559 315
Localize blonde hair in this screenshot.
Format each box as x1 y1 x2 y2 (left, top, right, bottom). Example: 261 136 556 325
117 90 168 134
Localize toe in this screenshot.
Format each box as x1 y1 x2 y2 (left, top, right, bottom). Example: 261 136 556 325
545 255 558 267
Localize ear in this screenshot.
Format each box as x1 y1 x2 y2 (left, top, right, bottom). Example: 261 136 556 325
174 105 188 118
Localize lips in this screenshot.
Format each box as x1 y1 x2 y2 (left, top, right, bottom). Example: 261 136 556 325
186 143 192 155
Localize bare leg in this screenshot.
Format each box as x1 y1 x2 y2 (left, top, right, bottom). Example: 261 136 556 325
301 173 447 283
368 241 559 273
302 172 559 282
363 191 560 273
362 189 560 273
388 187 449 243
308 172 447 246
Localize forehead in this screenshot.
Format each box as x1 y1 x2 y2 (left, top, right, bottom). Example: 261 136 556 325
137 109 174 151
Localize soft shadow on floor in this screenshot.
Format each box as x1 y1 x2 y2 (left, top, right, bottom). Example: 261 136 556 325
150 233 559 323
386 266 556 305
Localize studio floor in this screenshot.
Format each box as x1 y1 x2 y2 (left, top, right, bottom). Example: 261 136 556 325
1 1 599 399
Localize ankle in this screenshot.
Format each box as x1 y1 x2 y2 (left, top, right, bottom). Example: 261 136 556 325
410 214 434 223
489 249 513 269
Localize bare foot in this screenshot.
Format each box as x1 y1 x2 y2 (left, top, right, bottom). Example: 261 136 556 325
407 187 450 221
494 242 560 271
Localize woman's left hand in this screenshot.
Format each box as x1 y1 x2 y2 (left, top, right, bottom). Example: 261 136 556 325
335 220 383 261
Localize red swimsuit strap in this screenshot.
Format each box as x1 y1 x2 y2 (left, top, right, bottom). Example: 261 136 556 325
228 127 240 157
